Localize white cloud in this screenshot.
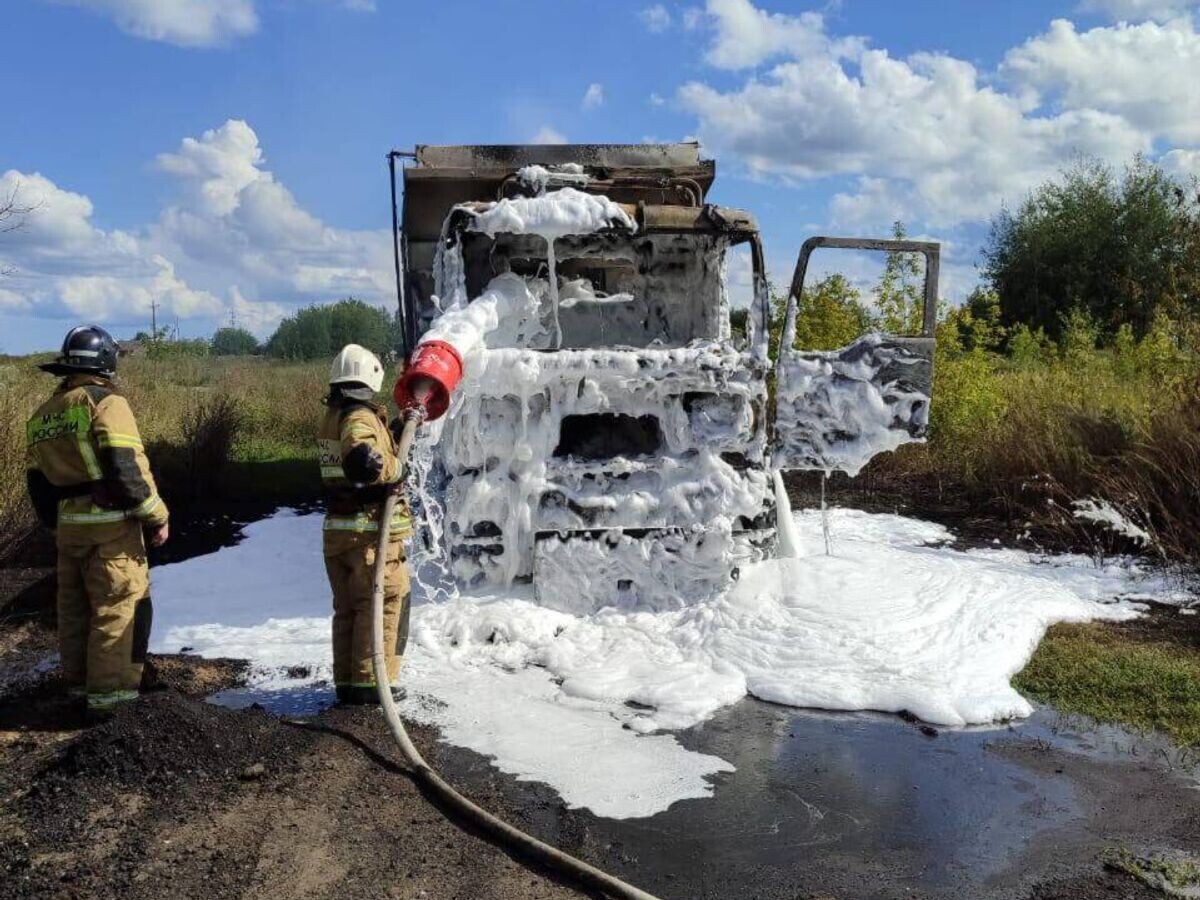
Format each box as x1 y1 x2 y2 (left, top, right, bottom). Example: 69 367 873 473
227 286 288 333
639 4 672 32
0 120 395 336
531 125 568 144
1078 0 1200 22
0 287 31 312
676 2 1197 229
1002 18 1200 143
701 0 862 70
148 120 393 319
582 83 605 110
155 120 264 216
649 92 666 107
48 0 376 47
723 245 754 308
0 169 223 326
52 0 259 47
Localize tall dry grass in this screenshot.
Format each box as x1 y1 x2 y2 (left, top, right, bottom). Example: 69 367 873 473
0 356 329 563
0 364 42 561
878 341 1200 564
3 342 1198 568
1092 394 1200 564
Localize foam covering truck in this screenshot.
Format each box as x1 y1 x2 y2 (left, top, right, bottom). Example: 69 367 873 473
390 143 938 612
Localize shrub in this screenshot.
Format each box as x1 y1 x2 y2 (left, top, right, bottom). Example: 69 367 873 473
875 221 926 335
266 299 396 361
1007 324 1055 369
211 327 259 357
984 157 1200 342
179 392 245 497
144 337 210 361
787 274 875 351
1091 391 1200 565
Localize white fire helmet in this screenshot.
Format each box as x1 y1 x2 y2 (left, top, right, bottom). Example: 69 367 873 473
329 344 385 393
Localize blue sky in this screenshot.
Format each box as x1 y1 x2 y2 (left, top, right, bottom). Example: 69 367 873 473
2 0 1198 352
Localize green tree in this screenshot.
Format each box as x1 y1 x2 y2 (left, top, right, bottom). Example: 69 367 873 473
211 326 259 356
984 157 1200 342
729 308 749 343
1007 324 1056 369
266 299 395 361
788 273 875 351
876 221 925 335
942 287 1008 353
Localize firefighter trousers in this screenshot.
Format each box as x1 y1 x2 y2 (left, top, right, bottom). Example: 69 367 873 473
56 523 152 710
324 537 410 691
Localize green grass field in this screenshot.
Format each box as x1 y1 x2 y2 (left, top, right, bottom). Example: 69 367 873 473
1015 619 1200 748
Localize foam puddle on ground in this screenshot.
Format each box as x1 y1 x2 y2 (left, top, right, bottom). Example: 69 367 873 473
150 507 1184 819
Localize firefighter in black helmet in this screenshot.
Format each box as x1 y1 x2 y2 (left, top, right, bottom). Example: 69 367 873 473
25 325 169 717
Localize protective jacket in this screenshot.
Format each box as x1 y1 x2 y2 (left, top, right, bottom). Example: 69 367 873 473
26 375 168 540
25 373 166 711
318 398 413 545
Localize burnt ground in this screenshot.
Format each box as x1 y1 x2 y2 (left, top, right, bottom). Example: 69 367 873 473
0 671 587 900
785 469 1015 549
1 500 1197 900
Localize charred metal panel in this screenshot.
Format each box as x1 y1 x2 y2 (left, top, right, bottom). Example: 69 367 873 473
532 526 734 613
454 231 730 349
415 143 707 169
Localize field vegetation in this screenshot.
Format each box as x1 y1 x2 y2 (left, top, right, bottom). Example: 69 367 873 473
1015 620 1200 748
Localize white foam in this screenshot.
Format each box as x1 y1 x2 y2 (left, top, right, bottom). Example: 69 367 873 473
774 334 931 476
1072 497 1152 546
148 506 1187 818
467 187 632 241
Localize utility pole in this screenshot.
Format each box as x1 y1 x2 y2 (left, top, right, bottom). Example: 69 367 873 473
150 299 159 339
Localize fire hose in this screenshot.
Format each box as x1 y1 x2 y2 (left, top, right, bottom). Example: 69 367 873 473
368 409 663 900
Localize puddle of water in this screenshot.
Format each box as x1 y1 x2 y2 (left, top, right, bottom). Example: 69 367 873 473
568 701 1081 888
209 683 335 718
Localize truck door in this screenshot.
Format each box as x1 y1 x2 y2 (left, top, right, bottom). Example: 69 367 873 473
771 237 939 475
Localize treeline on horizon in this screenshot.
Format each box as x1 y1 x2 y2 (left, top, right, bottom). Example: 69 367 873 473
133 297 402 362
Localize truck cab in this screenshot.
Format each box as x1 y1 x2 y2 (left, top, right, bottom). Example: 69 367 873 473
394 143 936 612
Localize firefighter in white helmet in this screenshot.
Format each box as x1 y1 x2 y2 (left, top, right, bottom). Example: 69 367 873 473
317 344 413 704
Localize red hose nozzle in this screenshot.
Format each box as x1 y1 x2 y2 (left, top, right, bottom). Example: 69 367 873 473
394 340 463 421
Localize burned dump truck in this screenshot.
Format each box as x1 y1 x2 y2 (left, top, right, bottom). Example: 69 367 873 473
389 143 938 612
